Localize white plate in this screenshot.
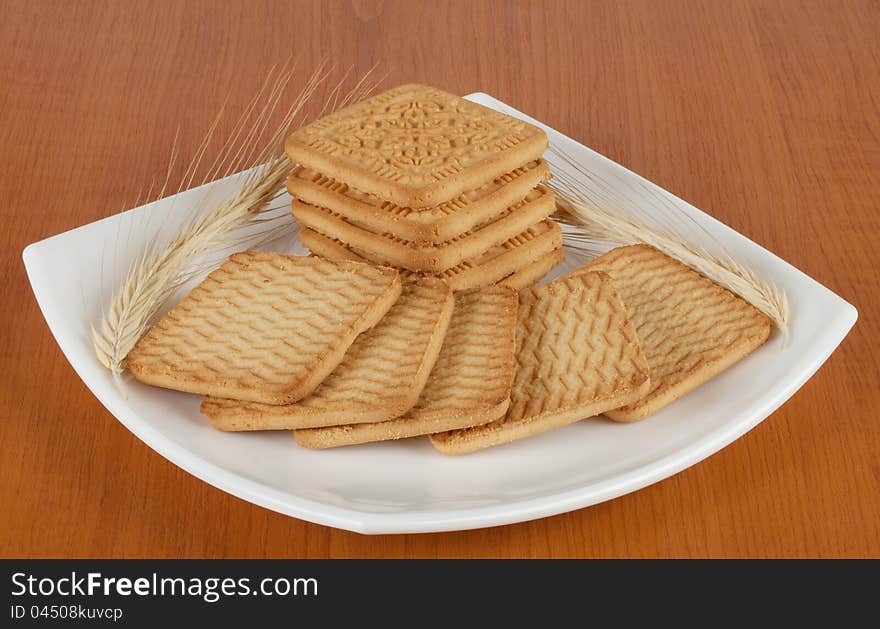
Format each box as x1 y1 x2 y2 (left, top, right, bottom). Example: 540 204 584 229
23 93 857 534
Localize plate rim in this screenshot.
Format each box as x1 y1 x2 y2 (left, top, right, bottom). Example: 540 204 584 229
22 93 858 534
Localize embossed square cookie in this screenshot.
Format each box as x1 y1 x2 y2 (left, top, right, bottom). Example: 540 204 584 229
294 285 518 449
300 218 563 291
291 185 555 272
577 245 772 421
200 278 453 430
126 251 401 405
430 272 651 454
285 84 549 208
286 160 550 244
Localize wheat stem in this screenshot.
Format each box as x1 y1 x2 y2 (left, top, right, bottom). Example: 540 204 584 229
547 144 790 343
92 65 379 384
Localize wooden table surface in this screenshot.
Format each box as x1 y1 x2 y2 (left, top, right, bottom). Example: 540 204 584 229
1 0 878 558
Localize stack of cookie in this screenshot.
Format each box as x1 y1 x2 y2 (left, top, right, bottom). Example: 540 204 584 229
284 84 563 290
123 86 774 455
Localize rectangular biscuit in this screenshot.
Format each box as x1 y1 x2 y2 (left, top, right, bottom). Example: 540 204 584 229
201 278 453 429
302 229 561 290
299 218 563 291
285 83 549 208
286 160 550 244
499 247 564 290
294 286 518 448
430 272 651 454
126 251 401 405
576 245 773 421
291 185 555 272
301 227 366 263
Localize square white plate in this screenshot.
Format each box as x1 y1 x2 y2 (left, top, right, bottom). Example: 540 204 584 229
23 93 857 534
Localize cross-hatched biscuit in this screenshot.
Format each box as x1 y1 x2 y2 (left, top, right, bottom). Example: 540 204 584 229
285 84 549 208
126 251 401 404
287 160 550 244
300 219 563 291
291 185 555 272
200 278 453 429
295 286 517 448
430 272 651 454
577 245 772 421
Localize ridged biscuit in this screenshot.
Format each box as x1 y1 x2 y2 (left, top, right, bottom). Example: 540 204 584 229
126 251 401 405
285 83 549 208
201 278 453 430
295 286 518 448
577 245 773 421
286 160 550 244
291 185 555 272
302 230 561 290
431 272 651 454
300 219 563 291
300 227 365 263
499 247 564 289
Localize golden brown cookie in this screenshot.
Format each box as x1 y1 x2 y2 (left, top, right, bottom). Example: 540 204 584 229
290 186 555 273
577 245 773 421
201 278 453 429
285 84 548 208
286 160 550 244
126 251 401 404
300 219 563 291
499 247 564 289
294 286 517 448
430 272 651 454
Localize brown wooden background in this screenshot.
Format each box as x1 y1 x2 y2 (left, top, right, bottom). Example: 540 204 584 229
1 0 878 558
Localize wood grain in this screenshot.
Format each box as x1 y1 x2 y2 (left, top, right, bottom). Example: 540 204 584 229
1 0 878 558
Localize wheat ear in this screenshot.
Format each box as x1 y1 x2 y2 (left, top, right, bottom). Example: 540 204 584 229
91 64 379 385
547 144 790 341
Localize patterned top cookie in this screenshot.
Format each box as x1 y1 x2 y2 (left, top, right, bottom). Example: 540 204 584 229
285 84 549 208
126 251 401 405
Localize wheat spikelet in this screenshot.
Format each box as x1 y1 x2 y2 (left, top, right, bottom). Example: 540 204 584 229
547 144 790 341
92 63 381 385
